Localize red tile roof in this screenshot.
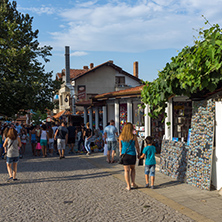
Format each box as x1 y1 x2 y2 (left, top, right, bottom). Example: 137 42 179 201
93 85 144 100
53 110 73 119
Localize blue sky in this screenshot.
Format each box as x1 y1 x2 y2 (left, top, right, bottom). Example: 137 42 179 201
15 0 222 81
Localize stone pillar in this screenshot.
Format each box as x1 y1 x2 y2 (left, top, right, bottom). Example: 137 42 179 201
89 108 93 129
84 107 87 125
145 104 151 137
165 99 173 140
127 100 133 123
95 107 99 129
115 101 120 133
103 106 107 130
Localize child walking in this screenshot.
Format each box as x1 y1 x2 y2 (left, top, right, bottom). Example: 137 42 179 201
139 136 156 189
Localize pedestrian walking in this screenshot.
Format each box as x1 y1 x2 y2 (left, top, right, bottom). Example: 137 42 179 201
83 122 92 155
54 121 68 159
78 123 85 152
119 122 140 191
47 126 54 156
67 122 76 154
104 120 118 163
20 129 27 157
139 136 156 189
30 126 37 156
3 128 22 182
40 124 48 158
52 122 58 154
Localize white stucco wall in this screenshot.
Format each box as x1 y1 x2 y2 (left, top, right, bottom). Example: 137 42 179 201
75 66 116 98
212 101 222 190
115 73 140 87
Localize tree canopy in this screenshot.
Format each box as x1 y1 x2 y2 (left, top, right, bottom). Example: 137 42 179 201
0 0 61 117
141 18 222 118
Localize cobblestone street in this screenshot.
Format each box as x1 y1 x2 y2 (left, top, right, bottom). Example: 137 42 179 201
0 146 193 222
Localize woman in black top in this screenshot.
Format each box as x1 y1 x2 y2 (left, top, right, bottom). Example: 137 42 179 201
83 122 92 155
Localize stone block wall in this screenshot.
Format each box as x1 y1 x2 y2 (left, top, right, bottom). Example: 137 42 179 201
160 99 215 190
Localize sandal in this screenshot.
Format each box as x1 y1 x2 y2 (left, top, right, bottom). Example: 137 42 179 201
7 177 13 182
131 184 138 189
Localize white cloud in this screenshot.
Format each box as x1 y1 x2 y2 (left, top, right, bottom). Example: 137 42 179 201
18 5 56 15
70 51 88 56
41 0 222 52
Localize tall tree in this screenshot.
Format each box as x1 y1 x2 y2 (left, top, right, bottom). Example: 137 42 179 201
0 0 61 117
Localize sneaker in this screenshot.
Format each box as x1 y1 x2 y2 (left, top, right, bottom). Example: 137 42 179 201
86 152 90 156
145 183 149 188
13 178 18 181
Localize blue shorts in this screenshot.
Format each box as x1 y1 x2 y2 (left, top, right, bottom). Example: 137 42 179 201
107 141 117 151
6 156 19 164
145 164 156 176
31 140 37 144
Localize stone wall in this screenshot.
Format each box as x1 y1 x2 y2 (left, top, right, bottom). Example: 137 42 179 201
160 99 215 190
186 99 215 190
160 140 188 182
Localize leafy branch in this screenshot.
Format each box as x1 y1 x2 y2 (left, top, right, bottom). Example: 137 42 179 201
141 19 222 118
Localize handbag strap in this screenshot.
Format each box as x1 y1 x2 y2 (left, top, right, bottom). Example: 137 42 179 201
5 139 14 152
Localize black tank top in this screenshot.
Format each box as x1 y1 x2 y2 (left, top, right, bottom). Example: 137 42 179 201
85 129 92 137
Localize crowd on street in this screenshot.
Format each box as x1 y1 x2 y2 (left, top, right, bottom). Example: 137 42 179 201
0 120 157 191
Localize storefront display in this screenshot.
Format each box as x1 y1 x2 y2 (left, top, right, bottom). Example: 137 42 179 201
160 98 215 190
173 101 192 141
119 104 127 132
151 113 165 153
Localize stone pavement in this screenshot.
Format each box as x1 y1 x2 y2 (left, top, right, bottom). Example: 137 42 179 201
83 153 222 222
0 145 193 222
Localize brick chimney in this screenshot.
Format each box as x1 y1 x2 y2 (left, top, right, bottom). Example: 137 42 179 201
83 66 89 70
90 63 94 69
133 61 138 78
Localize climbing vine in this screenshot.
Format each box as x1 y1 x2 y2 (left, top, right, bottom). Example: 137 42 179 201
141 18 222 118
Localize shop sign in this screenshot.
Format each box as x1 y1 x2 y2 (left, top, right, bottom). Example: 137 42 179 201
77 85 86 101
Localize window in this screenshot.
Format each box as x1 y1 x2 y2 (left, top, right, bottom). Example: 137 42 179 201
115 76 125 86
173 101 192 141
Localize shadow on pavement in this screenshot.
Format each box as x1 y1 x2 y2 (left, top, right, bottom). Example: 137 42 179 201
155 180 184 189
0 171 110 187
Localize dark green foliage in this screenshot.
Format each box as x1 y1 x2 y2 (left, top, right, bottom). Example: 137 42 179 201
0 0 61 117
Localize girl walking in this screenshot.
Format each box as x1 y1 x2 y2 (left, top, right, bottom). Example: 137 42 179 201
119 122 140 191
20 129 27 157
40 124 48 157
3 128 22 182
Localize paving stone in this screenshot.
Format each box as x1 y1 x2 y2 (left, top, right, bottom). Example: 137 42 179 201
0 145 193 222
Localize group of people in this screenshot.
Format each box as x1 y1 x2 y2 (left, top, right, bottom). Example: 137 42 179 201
1 120 157 190
103 120 157 191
